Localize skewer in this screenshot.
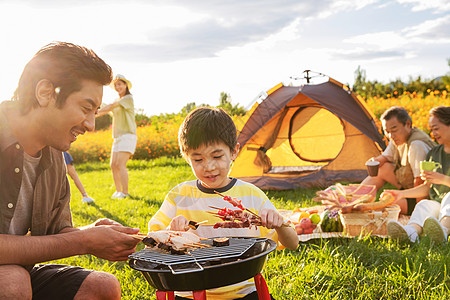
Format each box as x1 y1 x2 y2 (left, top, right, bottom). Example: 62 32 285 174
130 234 146 240
213 191 262 219
213 190 227 198
208 205 224 210
185 220 208 230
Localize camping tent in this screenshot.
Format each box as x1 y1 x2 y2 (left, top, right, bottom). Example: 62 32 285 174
229 75 386 190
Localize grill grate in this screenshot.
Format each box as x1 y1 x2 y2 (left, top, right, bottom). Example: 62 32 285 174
129 237 260 274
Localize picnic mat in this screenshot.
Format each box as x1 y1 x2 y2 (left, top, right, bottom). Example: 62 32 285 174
280 206 410 242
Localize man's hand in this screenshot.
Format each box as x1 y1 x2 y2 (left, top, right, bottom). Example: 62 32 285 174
368 155 387 167
92 218 123 227
83 225 140 261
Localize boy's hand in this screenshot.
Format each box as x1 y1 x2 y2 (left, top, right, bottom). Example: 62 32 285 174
169 215 189 231
259 208 284 229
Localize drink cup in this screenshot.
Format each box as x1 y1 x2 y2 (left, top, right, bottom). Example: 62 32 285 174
366 160 380 177
420 161 441 172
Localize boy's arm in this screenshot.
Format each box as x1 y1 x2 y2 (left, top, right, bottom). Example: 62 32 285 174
148 190 179 232
275 226 299 250
259 208 298 250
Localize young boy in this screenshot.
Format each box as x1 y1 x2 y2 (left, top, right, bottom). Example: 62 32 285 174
148 107 298 299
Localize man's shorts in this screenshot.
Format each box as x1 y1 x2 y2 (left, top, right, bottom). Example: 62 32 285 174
30 264 93 300
112 133 137 154
63 152 74 165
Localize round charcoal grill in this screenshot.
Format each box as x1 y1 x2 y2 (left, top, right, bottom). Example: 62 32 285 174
128 237 277 291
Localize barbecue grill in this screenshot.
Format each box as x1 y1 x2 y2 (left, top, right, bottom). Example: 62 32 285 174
129 237 277 291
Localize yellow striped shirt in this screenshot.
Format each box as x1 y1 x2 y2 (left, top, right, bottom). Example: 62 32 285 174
148 178 280 299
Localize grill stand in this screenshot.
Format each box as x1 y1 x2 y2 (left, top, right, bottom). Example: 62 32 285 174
155 273 270 300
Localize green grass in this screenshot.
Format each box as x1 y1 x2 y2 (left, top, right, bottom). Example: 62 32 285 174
51 157 450 299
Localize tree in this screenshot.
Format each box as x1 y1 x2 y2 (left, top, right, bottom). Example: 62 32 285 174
217 92 246 116
135 108 151 126
352 65 367 96
95 114 112 130
180 102 198 115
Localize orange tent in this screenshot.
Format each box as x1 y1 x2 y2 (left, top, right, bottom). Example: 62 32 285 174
230 74 386 190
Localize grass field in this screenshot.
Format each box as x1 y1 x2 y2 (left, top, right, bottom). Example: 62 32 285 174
51 158 450 299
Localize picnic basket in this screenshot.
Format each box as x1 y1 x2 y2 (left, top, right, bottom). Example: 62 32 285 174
339 205 401 237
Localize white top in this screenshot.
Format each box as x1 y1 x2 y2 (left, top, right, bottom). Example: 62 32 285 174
382 140 432 177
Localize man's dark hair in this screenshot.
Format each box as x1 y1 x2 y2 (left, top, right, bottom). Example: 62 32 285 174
13 41 112 114
178 107 237 158
381 106 412 126
430 106 450 126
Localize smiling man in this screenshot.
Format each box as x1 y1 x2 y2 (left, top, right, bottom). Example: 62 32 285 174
0 42 140 300
361 106 436 214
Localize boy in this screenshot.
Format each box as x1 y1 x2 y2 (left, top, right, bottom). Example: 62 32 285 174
148 107 298 299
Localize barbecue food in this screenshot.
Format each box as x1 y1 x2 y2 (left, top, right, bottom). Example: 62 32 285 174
211 207 262 229
222 195 245 210
188 220 199 230
142 230 208 254
213 237 230 247
213 192 291 228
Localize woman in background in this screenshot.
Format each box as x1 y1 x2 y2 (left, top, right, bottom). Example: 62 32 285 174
97 74 137 199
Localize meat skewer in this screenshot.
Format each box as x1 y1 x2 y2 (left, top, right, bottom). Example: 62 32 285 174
209 206 290 228
185 220 208 230
213 191 261 219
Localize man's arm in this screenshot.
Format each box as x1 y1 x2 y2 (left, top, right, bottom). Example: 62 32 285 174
0 223 140 265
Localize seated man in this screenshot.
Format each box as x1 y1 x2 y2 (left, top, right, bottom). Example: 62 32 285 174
361 106 436 214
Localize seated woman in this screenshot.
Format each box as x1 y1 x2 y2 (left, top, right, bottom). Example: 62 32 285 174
385 106 450 244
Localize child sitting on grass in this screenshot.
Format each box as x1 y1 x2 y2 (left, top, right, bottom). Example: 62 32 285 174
148 107 298 300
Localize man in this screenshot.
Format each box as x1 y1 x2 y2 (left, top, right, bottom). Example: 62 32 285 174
0 42 140 299
361 106 436 214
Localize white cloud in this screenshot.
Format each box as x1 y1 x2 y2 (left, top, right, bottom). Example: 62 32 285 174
403 15 450 42
396 0 450 12
343 15 450 50
343 31 408 49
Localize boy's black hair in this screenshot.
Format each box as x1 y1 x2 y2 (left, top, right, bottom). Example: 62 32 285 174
178 107 237 157
381 106 412 126
430 106 450 126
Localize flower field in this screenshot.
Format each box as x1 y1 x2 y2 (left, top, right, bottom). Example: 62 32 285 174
70 91 449 163
366 90 449 135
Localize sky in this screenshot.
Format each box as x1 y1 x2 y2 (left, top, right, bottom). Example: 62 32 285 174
0 0 449 116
